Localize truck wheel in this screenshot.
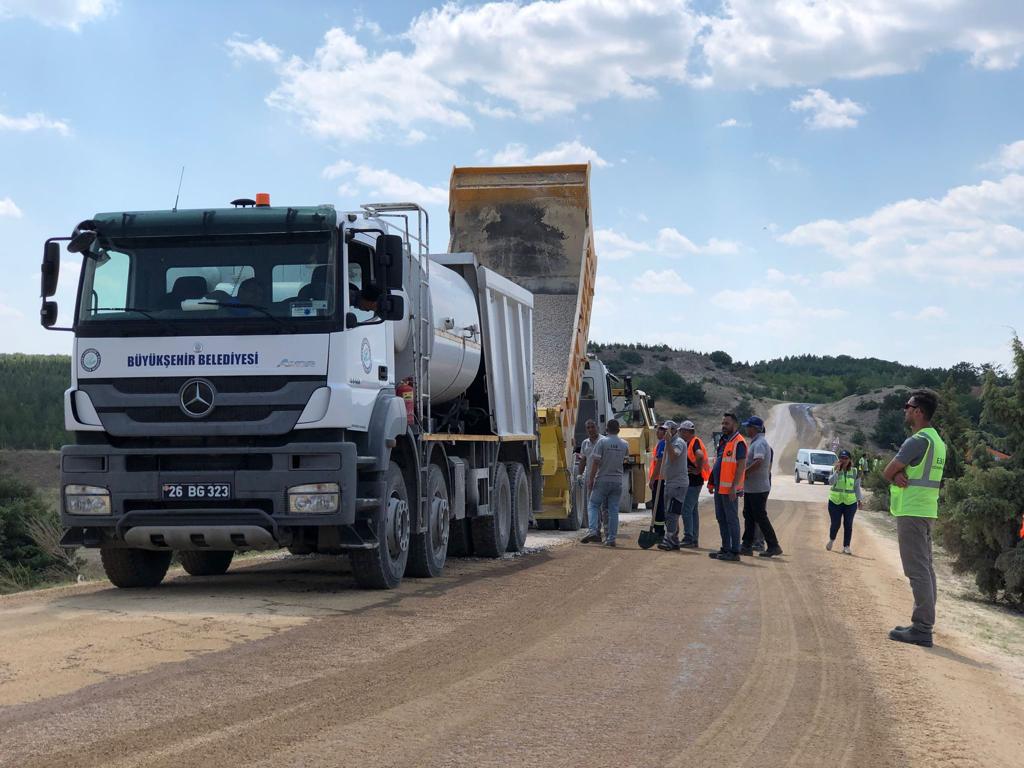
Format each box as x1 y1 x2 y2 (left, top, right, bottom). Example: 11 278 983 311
808 476 815 485
100 547 172 588
505 462 530 552
178 551 234 576
472 463 511 557
407 464 450 577
537 519 558 530
350 462 410 589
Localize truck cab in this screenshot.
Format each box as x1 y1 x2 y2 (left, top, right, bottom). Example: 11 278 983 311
41 196 537 590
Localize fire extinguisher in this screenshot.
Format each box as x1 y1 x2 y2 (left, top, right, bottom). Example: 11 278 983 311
397 378 415 425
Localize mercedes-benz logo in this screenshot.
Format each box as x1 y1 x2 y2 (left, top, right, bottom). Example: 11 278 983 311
179 378 216 419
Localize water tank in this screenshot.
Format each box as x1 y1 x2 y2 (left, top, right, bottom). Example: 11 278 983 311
426 264 482 403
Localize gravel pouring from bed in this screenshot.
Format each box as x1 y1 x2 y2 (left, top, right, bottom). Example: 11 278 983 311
533 293 577 407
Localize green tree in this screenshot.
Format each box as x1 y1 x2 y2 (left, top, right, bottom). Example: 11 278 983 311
937 336 1024 603
709 350 732 366
619 349 644 365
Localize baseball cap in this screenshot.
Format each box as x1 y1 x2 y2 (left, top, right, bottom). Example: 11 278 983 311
660 420 677 430
741 416 764 429
838 449 852 458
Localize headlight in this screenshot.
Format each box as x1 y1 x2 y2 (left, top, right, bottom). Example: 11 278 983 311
288 482 339 514
65 484 111 515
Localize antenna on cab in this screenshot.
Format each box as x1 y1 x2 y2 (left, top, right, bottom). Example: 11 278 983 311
172 166 185 212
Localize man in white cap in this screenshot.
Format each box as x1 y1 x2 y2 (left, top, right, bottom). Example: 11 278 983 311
678 420 708 548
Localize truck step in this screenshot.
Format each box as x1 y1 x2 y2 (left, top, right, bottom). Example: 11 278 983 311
355 497 381 511
356 455 377 467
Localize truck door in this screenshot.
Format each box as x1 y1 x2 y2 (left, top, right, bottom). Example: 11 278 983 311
344 236 391 425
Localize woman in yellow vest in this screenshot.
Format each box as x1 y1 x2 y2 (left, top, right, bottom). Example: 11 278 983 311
827 450 861 554
882 389 946 649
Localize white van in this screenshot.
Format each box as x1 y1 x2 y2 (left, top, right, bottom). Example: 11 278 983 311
795 448 838 484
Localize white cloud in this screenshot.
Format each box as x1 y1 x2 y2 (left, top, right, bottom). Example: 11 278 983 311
781 158 1024 287
323 160 447 205
758 153 805 174
711 287 846 319
789 88 865 130
491 140 609 168
765 267 810 286
718 118 749 128
989 139 1024 171
696 1 1024 88
0 111 70 136
226 35 282 65
0 197 22 218
231 2 1024 142
916 305 948 320
595 228 651 261
656 227 742 256
631 269 694 295
0 0 116 31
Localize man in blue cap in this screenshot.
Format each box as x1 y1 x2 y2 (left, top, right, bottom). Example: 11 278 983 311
740 416 783 557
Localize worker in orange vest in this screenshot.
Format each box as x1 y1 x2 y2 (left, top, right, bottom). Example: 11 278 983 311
707 412 747 562
678 420 710 548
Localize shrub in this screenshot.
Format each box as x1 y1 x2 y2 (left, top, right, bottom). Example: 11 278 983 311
855 400 880 411
0 473 80 593
619 350 644 365
709 350 733 366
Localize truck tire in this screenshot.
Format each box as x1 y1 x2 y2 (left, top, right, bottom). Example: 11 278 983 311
407 464 450 578
100 547 172 588
795 470 801 483
178 551 234 576
505 462 530 552
471 463 511 557
559 489 583 531
537 519 558 530
350 462 410 589
448 517 473 556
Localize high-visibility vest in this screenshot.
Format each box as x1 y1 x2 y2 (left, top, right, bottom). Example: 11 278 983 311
714 431 747 494
648 439 665 481
829 469 858 505
687 437 711 482
890 427 946 519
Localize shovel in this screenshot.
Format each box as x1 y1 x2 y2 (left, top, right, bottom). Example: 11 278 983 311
638 476 663 550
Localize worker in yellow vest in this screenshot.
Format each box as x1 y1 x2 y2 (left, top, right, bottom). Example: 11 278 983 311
883 389 946 648
826 450 861 554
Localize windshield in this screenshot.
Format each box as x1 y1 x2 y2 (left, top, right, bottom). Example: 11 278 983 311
811 452 838 465
76 231 337 335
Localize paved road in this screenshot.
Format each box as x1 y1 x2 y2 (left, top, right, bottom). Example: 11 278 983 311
2 407 1022 767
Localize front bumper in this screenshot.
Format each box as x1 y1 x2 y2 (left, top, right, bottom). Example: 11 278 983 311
59 441 361 548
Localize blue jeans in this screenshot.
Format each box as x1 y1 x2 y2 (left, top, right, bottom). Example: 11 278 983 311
682 483 702 544
588 478 622 542
714 493 741 554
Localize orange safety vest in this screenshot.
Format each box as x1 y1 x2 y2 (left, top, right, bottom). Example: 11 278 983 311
714 431 747 495
648 439 665 481
687 437 712 482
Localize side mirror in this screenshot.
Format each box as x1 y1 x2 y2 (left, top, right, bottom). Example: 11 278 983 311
40 301 58 328
67 229 97 254
375 233 405 290
378 293 405 321
41 241 60 297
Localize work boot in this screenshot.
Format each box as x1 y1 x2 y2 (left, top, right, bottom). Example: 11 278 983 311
708 549 727 559
580 533 602 544
759 545 783 558
604 540 617 548
752 541 766 552
826 539 834 551
718 551 741 562
888 627 933 647
739 546 753 556
681 541 699 549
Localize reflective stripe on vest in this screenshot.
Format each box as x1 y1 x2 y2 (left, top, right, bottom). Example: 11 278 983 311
829 470 858 505
716 432 746 494
687 437 711 482
890 427 946 519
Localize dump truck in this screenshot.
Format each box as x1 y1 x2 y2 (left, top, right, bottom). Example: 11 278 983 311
40 193 540 590
449 165 596 530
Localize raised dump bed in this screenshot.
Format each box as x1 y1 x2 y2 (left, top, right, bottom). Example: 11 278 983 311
449 165 596 527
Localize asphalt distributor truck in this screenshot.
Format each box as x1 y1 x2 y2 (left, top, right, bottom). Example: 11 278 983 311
40 192 541 589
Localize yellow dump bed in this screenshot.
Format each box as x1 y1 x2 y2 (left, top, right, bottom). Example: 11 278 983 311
449 165 596 518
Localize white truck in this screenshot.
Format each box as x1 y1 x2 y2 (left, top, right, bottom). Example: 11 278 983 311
40 193 539 589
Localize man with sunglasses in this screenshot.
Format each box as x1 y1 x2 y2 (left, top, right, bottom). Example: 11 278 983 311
882 389 946 648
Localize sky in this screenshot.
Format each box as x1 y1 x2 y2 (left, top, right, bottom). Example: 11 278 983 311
1 0 1023 369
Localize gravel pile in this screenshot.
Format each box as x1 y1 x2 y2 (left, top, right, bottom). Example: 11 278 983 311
532 293 577 407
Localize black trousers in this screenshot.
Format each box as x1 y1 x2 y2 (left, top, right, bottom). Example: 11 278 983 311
828 500 857 547
652 480 666 536
741 491 779 549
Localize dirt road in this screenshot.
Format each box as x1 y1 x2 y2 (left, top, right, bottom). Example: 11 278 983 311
2 410 1023 767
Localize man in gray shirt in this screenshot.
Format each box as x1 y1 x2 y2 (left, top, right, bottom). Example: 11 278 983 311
739 416 783 557
657 421 690 550
576 419 600 532
581 419 629 547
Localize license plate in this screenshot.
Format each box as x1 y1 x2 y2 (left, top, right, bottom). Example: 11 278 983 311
162 483 232 500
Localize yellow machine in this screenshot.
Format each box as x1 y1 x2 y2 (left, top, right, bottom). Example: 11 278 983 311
611 378 657 510
449 164 596 529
